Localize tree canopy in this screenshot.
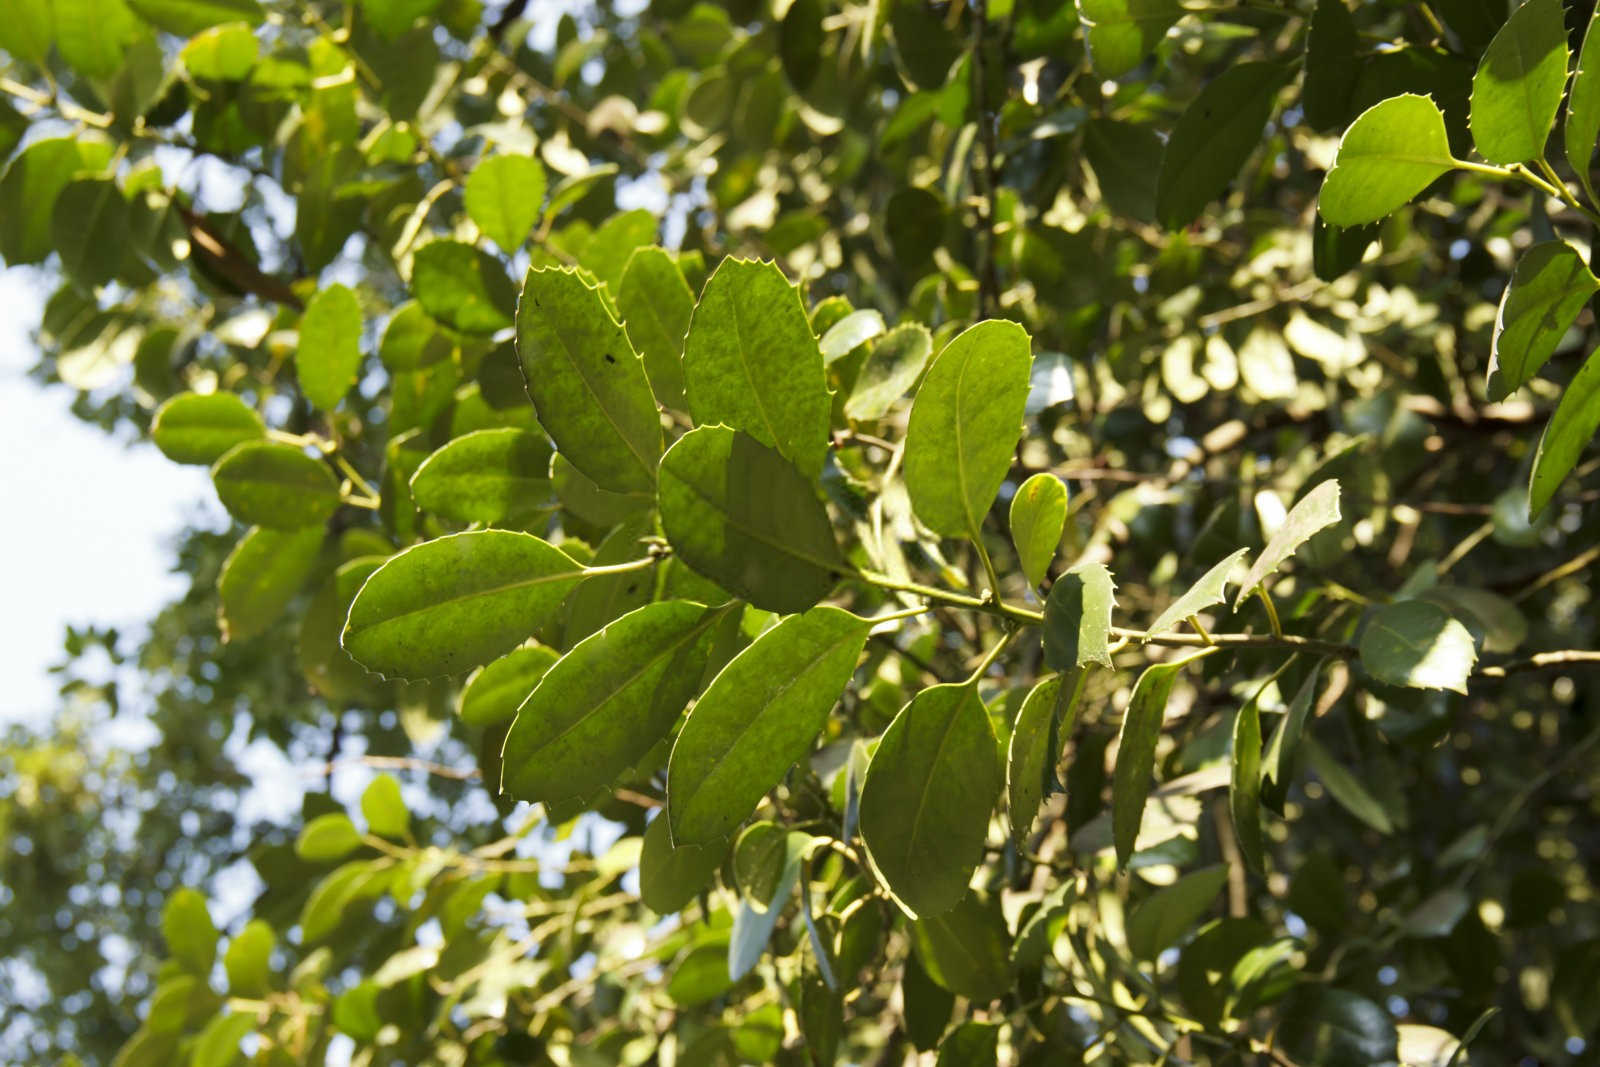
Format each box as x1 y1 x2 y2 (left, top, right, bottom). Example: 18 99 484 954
3 0 1600 1064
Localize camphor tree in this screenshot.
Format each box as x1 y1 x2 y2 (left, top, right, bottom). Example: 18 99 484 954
4 0 1600 1063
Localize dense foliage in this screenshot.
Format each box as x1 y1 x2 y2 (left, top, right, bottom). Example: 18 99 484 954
5 0 1600 1064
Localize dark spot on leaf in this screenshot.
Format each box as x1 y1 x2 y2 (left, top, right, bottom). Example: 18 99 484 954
604 353 616 364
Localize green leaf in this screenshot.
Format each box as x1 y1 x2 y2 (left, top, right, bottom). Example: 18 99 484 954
1530 344 1600 516
0 0 53 65
1234 480 1341 608
1113 650 1213 868
411 240 516 334
128 0 264 34
1007 671 1084 844
1318 94 1457 226
1486 240 1599 402
935 1021 1000 1067
342 530 584 678
1155 63 1291 230
51 178 140 288
517 266 662 494
180 25 258 81
729 830 808 980
640 814 725 914
503 601 721 805
902 953 955 1051
844 322 934 422
0 137 114 265
1009 473 1068 588
55 0 142 78
211 442 341 529
1359 600 1477 693
683 258 831 480
296 812 363 861
464 153 545 253
819 309 885 365
733 822 791 903
908 891 1013 1002
1302 0 1361 131
360 0 442 38
1261 660 1327 814
1126 865 1229 958
222 920 274 997
1468 0 1568 164
1230 668 1287 875
579 208 658 294
904 320 1033 539
562 514 657 643
457 645 559 727
361 773 409 838
779 0 823 90
618 246 693 411
152 392 266 465
1149 548 1248 636
297 284 363 412
191 1012 253 1067
379 301 455 371
1567 5 1600 205
408 428 554 524
668 606 869 845
1082 119 1164 222
1076 0 1182 79
218 525 324 642
298 557 387 706
162 887 217 975
860 683 1002 917
1302 735 1395 834
658 426 847 615
1276 988 1399 1067
1042 563 1117 670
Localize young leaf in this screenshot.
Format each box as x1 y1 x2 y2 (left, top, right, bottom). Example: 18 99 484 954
617 246 692 410
1009 472 1068 588
819 309 885 364
1007 670 1085 844
908 891 1013 1002
639 814 726 914
682 258 831 480
501 601 720 806
463 153 545 253
361 774 409 839
297 283 363 412
1148 548 1248 636
1156 63 1292 230
1468 0 1568 164
1112 650 1214 867
296 812 362 861
1566 4 1600 205
1359 600 1477 693
657 426 848 615
1318 94 1457 226
904 320 1033 540
411 240 516 334
1233 480 1341 608
1042 563 1117 669
1261 660 1328 814
667 607 869 845
342 530 584 678
457 645 559 727
1126 865 1229 958
1076 0 1183 79
211 441 341 529
1530 344 1600 517
844 322 934 422
1486 241 1599 402
860 683 1002 918
218 525 324 643
152 391 266 465
517 266 662 494
407 427 555 525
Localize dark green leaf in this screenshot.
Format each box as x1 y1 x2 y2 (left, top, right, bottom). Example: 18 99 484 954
618 246 693 411
902 952 954 1051
1277 988 1399 1067
640 814 725 914
1009 473 1067 588
1042 563 1117 670
1468 0 1567 164
218 524 324 642
152 392 266 465
1313 215 1379 280
464 153 545 254
909 891 1012 1002
729 830 808 980
904 320 1033 539
457 645 559 727
1261 660 1327 814
408 428 554 524
1530 344 1600 516
683 258 831 480
361 773 409 839
1082 119 1163 221
658 426 847 615
342 530 583 678
1230 669 1282 874
1149 548 1247 636
1234 480 1341 607
296 812 363 861
128 0 264 34
844 322 934 422
1487 241 1598 402
668 607 868 844
1359 599 1477 693
1113 650 1213 867
1126 864 1229 958
1302 735 1395 834
161 887 216 975
211 442 341 529
1155 63 1291 230
935 1021 999 1067
1319 94 1457 226
297 283 363 412
1303 0 1360 131
860 683 1001 917
1007 671 1084 844
1568 5 1600 205
779 0 823 90
1077 0 1182 79
517 266 662 494
503 601 720 805
412 240 516 334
